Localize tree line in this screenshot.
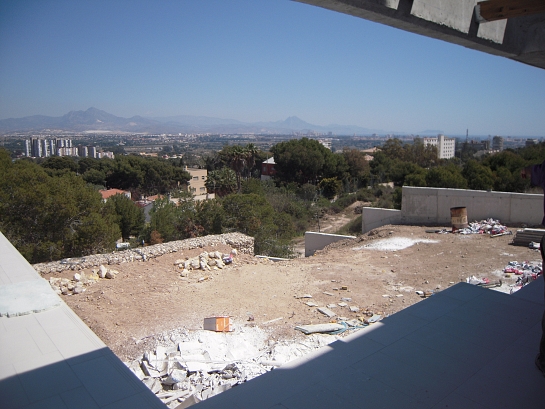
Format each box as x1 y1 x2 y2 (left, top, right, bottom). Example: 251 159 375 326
1 138 543 264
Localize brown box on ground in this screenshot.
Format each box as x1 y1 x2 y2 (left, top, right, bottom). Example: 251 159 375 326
203 316 230 332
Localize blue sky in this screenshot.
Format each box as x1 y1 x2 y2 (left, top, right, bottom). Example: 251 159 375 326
1 0 544 136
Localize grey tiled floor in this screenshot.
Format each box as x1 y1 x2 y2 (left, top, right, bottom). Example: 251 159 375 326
0 232 164 409
195 277 545 409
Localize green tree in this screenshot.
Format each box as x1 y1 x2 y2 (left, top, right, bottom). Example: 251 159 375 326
271 138 346 185
105 194 145 240
206 167 237 197
462 160 495 190
0 159 119 263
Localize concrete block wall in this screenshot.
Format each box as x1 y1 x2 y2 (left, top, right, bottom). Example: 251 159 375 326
361 187 543 233
305 232 356 257
361 208 402 233
401 186 543 226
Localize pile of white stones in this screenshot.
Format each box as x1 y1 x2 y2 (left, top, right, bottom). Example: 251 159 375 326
175 250 236 277
48 265 119 295
125 327 337 408
33 233 254 274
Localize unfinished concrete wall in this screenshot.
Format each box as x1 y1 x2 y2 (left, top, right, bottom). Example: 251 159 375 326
361 187 543 233
361 208 402 233
400 186 543 226
305 232 356 257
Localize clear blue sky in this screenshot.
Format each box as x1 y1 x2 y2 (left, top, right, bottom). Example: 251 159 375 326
1 0 544 136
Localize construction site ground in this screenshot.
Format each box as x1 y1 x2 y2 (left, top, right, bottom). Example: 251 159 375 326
41 223 542 363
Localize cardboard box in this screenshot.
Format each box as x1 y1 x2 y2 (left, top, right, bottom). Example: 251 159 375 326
203 316 230 332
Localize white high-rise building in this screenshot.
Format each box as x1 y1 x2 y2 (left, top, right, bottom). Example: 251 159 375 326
423 134 455 159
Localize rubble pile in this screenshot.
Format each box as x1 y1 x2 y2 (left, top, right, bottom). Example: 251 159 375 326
48 265 120 295
125 327 337 408
175 250 236 277
33 233 254 274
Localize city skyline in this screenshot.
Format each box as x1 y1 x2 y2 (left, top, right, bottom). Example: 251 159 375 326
1 0 544 137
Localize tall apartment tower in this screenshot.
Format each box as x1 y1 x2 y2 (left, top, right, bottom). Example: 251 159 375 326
24 140 31 157
423 134 456 159
492 136 503 151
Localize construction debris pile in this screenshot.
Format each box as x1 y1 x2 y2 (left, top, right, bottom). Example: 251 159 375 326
125 326 338 408
33 233 254 274
457 218 510 235
465 259 542 294
504 260 543 293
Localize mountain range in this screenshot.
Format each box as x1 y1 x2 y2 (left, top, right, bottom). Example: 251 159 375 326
0 108 386 135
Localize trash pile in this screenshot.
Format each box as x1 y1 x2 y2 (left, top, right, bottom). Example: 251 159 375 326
456 218 510 236
124 326 339 408
504 260 542 293
465 260 542 294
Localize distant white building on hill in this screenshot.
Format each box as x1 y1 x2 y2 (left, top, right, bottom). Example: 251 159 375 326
423 134 456 159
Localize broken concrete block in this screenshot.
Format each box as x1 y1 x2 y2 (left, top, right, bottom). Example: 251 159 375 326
317 307 336 318
143 378 162 394
326 304 337 309
349 306 359 313
305 301 318 307
341 297 352 302
338 302 348 307
185 361 210 373
73 273 81 282
323 291 334 296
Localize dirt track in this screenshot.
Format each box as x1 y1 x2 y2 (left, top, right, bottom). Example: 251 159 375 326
43 224 541 361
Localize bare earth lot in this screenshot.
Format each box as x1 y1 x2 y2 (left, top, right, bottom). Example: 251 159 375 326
43 225 540 362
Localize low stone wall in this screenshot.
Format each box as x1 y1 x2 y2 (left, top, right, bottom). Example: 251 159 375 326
33 233 254 274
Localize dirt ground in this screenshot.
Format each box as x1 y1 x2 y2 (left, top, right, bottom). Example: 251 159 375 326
43 222 542 362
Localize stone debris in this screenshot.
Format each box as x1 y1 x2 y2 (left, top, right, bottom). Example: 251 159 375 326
349 306 359 313
33 233 254 274
126 326 338 408
317 307 336 318
48 265 118 295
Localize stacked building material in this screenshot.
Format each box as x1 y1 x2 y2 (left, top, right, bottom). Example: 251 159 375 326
512 228 545 247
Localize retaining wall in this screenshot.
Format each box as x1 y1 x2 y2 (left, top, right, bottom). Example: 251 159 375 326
361 186 543 233
304 232 356 257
